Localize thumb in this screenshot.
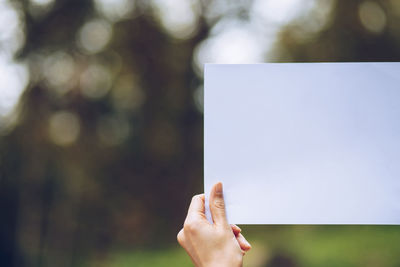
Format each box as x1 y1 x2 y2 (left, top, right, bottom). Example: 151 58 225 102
209 182 228 226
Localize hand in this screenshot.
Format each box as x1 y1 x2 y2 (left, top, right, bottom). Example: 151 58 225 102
177 182 251 267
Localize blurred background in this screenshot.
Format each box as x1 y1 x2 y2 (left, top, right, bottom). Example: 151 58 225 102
0 0 400 266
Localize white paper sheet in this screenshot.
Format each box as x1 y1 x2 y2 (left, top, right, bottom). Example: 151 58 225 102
204 63 400 225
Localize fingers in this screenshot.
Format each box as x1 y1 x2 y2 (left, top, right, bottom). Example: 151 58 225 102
231 224 241 236
236 233 252 252
185 194 206 222
209 182 228 226
180 220 251 253
230 224 251 252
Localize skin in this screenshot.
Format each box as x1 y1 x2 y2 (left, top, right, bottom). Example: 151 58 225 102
177 182 251 267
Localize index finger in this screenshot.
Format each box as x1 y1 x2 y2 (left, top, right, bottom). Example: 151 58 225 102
185 194 207 221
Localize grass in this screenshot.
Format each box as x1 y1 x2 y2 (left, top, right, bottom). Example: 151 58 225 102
85 226 400 267
242 225 400 267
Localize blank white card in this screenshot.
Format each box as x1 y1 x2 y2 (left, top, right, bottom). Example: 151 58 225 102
204 63 400 224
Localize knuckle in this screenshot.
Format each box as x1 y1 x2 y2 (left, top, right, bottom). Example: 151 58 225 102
191 195 199 203
192 194 201 200
213 198 225 209
191 194 203 203
177 229 185 245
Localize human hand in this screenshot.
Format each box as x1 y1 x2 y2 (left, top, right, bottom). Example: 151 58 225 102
177 182 251 267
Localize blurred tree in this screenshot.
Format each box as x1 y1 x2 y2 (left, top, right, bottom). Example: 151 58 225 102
1 0 208 266
0 0 399 266
273 0 400 62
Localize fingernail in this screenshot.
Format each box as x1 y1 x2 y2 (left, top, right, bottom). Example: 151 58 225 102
215 182 223 196
240 234 251 249
244 239 251 248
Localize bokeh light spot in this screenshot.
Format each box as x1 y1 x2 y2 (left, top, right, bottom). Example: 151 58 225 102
151 0 199 39
80 63 112 99
251 0 315 25
29 0 54 6
359 1 387 34
77 19 112 54
48 111 80 146
193 20 266 76
94 0 135 21
43 51 76 92
0 57 28 118
0 1 25 55
289 0 334 43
